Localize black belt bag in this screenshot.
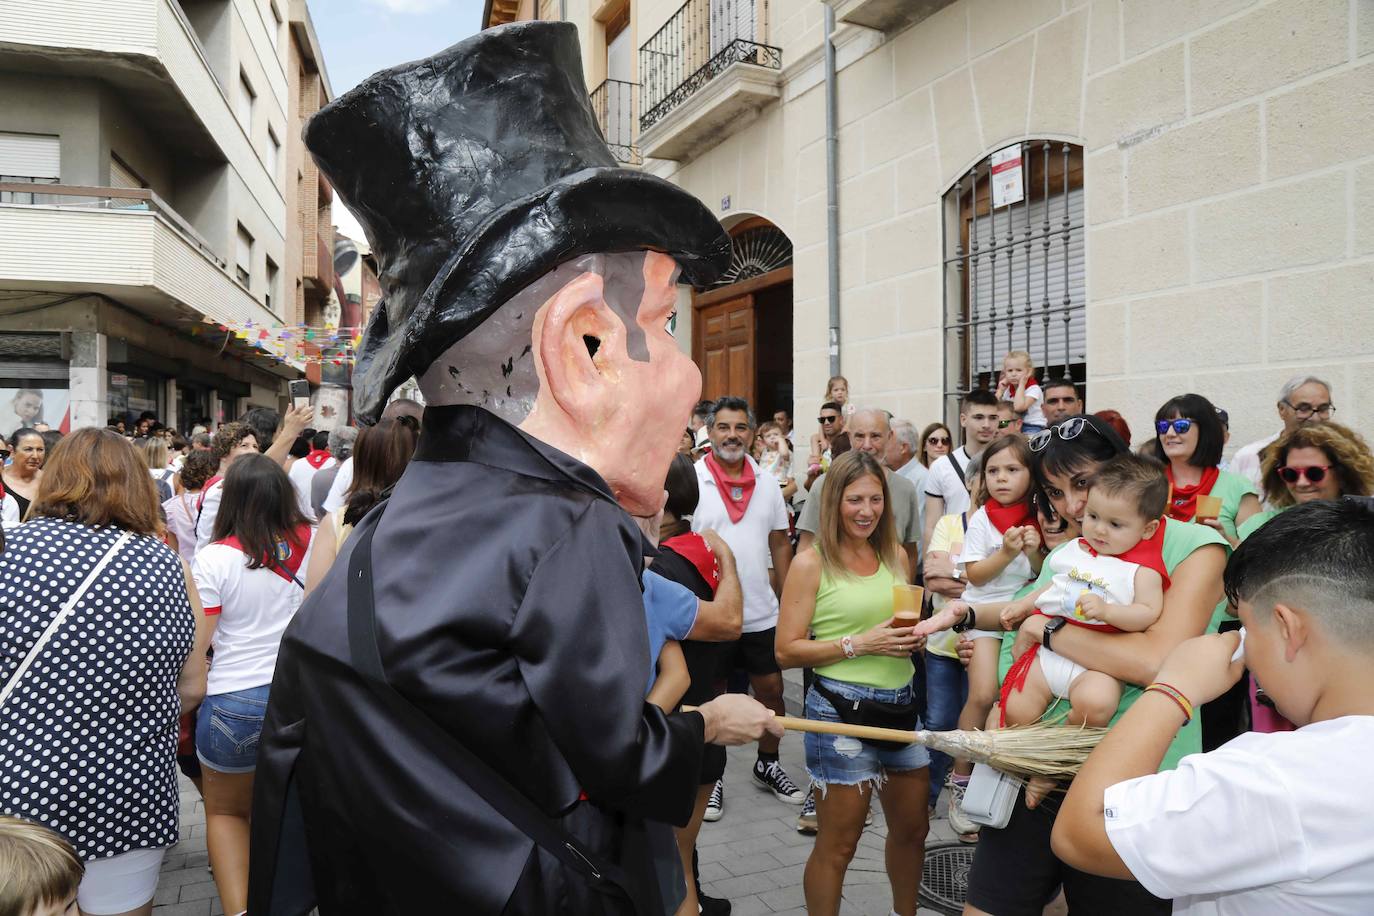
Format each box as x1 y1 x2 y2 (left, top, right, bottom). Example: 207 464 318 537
812 681 918 752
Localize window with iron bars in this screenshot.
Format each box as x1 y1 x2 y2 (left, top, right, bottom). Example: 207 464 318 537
941 142 1086 421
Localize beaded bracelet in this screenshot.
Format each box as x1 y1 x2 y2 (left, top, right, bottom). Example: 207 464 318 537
1144 682 1194 725
841 635 857 659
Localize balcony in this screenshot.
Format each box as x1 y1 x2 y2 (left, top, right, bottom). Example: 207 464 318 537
824 0 956 34
0 183 282 332
637 0 782 162
590 79 642 165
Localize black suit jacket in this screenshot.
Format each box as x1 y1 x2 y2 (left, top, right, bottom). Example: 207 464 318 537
248 405 704 914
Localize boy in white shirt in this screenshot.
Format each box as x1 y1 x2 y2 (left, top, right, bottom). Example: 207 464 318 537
997 349 1047 434
1053 499 1374 915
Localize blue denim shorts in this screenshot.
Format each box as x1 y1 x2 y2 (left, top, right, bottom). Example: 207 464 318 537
804 675 930 792
196 685 270 773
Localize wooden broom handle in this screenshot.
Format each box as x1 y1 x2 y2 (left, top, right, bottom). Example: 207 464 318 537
681 706 918 744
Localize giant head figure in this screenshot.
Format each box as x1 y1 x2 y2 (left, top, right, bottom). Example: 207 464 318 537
306 22 729 513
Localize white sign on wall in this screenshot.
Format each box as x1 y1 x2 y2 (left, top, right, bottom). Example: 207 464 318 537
991 144 1024 208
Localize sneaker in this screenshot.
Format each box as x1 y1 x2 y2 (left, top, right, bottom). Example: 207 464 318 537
703 779 724 822
864 801 874 827
945 776 981 838
698 892 731 915
753 758 805 804
796 787 818 834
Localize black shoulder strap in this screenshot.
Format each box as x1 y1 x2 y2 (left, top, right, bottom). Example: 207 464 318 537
345 507 646 913
948 449 967 486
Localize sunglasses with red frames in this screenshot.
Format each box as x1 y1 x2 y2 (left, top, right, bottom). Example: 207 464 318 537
1278 465 1333 484
1156 418 1194 436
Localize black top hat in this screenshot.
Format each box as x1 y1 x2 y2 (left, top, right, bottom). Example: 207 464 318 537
305 21 730 422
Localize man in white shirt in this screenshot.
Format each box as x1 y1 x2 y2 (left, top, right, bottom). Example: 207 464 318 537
1053 500 1374 915
1229 375 1335 489
921 389 999 557
692 397 802 811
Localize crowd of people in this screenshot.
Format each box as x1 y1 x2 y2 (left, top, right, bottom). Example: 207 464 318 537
1 361 1372 916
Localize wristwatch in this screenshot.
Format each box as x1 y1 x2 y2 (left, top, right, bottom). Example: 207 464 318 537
1042 616 1069 652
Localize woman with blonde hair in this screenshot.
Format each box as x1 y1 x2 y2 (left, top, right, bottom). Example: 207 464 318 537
776 450 932 916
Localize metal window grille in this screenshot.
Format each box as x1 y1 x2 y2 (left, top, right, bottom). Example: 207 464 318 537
942 141 1087 417
590 79 642 165
638 0 780 131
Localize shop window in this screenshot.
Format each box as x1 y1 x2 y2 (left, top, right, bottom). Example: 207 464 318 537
0 378 69 439
107 372 162 430
942 142 1086 415
236 224 254 287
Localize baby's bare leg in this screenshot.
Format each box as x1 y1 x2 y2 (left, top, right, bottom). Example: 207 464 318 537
1002 657 1054 727
1067 672 1122 727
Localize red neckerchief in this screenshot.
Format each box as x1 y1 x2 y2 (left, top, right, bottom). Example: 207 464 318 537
304 449 332 469
1077 517 1172 590
984 499 1036 534
215 523 313 584
1166 465 1220 522
704 452 756 524
197 476 223 511
662 533 721 593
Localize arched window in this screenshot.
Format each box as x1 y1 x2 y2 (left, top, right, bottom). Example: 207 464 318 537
942 142 1086 410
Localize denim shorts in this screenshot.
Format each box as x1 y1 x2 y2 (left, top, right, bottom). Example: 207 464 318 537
196 684 270 773
804 675 930 792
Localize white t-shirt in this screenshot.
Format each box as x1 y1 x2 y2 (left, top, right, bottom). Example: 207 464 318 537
1105 716 1374 915
925 446 975 519
287 454 336 523
322 456 354 515
959 505 1036 603
0 493 18 528
192 531 314 695
1003 382 1047 428
1229 431 1280 491
691 456 789 634
1036 537 1140 623
194 478 224 553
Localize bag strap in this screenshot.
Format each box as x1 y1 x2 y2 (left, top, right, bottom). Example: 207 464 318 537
345 507 647 913
949 448 967 486
0 531 133 710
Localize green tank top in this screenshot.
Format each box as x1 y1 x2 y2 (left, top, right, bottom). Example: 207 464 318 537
811 548 913 689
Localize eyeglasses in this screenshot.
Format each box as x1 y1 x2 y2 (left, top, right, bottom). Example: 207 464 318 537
1155 419 1194 436
1282 401 1335 419
926 435 950 445
817 416 839 424
1278 465 1332 484
997 419 1017 429
1028 416 1094 452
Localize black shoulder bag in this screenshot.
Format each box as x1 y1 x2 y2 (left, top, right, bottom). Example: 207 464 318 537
810 680 919 752
345 507 648 914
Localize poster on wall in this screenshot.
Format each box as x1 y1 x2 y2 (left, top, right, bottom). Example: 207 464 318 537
990 144 1025 208
0 387 70 438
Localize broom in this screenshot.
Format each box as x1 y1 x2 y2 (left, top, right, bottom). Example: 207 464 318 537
683 707 1105 781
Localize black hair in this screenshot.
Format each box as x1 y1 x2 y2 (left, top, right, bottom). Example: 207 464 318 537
1033 414 1128 485
708 396 755 428
692 400 714 420
664 452 700 524
311 429 331 451
240 407 281 452
288 433 312 459
9 427 43 449
961 389 999 410
212 453 309 568
1091 452 1170 519
820 401 843 414
1224 500 1374 626
1150 393 1225 468
1042 378 1080 398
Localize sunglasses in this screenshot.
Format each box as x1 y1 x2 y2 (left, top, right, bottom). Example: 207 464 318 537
1028 416 1097 452
1155 419 1194 436
927 436 950 445
817 416 839 424
997 419 1017 429
1278 465 1333 484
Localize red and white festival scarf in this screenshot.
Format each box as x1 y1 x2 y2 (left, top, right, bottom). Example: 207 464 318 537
704 452 756 524
304 448 332 469
1165 465 1220 523
215 523 313 585
662 532 721 593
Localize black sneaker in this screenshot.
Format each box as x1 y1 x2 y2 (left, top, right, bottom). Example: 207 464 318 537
698 892 731 915
703 778 724 822
753 758 805 804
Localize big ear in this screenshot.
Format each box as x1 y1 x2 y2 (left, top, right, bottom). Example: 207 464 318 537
1273 602 1310 663
535 269 625 426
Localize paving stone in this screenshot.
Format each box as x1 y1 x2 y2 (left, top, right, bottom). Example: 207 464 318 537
178 881 218 903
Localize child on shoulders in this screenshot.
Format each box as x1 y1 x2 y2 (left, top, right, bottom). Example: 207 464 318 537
997 350 1047 434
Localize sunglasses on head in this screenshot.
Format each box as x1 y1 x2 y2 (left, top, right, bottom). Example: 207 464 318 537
1028 415 1099 452
1156 418 1194 436
1278 465 1332 484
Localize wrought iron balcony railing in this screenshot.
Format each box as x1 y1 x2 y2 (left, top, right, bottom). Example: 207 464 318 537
590 78 642 165
639 0 781 131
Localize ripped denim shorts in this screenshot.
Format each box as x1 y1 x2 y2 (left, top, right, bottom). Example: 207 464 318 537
804 675 929 793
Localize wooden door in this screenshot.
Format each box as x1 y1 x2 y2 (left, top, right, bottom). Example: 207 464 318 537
694 294 755 407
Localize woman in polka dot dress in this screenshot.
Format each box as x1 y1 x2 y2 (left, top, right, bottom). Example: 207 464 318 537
0 428 210 916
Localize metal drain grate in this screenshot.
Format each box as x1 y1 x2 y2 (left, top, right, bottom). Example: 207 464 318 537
919 841 976 915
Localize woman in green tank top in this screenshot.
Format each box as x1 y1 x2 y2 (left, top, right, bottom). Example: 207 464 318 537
776 451 934 916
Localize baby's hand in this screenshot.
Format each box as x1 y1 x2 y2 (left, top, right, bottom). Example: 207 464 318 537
1000 600 1034 631
1076 594 1109 622
1003 527 1026 554
1021 528 1041 555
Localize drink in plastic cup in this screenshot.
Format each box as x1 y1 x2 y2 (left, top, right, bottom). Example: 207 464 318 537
1195 494 1223 520
893 584 924 626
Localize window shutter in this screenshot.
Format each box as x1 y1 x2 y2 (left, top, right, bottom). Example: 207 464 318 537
0 132 60 179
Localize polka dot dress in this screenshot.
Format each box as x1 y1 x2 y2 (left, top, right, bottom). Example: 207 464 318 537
0 517 194 862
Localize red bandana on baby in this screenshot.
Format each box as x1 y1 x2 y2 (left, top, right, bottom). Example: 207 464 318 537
704 452 756 524
984 500 1037 534
1078 516 1172 590
217 523 313 584
304 449 332 469
1165 465 1220 523
662 532 721 593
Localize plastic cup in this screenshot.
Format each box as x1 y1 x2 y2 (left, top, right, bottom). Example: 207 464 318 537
1195 494 1223 520
893 584 924 626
